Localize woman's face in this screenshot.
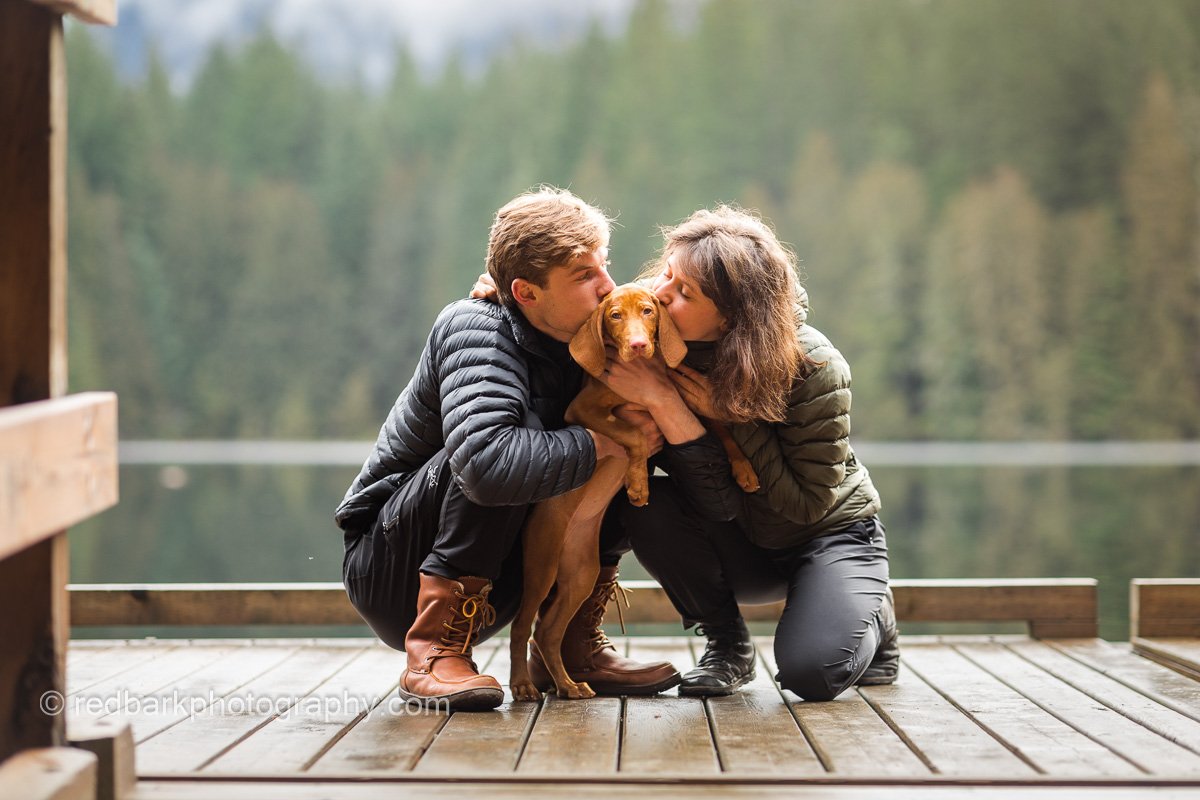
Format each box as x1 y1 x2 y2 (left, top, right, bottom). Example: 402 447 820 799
652 253 726 342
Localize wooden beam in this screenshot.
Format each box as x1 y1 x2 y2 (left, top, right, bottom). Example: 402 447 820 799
0 0 67 405
0 393 119 563
69 579 1098 637
1131 578 1200 638
28 0 117 26
0 746 96 800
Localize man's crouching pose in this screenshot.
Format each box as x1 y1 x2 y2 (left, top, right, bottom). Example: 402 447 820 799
335 187 693 710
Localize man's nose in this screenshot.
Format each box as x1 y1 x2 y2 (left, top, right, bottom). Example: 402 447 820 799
598 273 616 297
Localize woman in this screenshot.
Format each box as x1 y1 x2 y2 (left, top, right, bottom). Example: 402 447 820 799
599 205 897 701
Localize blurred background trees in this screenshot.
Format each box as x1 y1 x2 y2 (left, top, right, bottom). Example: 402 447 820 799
66 0 1200 441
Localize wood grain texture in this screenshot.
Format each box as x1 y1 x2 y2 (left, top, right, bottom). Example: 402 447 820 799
0 393 118 560
1133 580 1200 638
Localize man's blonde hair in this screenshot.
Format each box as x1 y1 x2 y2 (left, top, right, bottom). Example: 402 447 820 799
486 187 611 306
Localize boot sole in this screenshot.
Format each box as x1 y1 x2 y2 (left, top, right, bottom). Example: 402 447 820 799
397 685 504 712
677 669 756 697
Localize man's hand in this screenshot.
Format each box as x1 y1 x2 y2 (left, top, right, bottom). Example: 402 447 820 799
589 429 628 462
613 403 665 456
668 364 722 421
469 273 500 303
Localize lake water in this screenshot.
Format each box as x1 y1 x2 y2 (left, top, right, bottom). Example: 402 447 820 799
69 450 1200 641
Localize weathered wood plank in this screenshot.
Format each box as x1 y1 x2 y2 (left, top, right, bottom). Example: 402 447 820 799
619 639 716 774
134 645 366 773
761 648 926 777
902 645 1138 776
29 0 117 26
0 746 96 800
1049 639 1200 724
957 642 1200 776
0 393 118 560
516 694 621 775
1133 639 1200 682
704 637 824 775
202 644 400 774
303 689 446 774
70 583 361 627
1012 640 1200 752
305 642 499 774
70 579 1098 634
67 641 181 696
859 647 1036 777
111 779 1200 800
110 644 300 744
413 642 537 774
1132 580 1200 638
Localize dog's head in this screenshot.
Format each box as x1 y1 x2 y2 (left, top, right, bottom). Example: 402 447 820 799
569 284 687 378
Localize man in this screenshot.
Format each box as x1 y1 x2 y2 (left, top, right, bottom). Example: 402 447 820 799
335 187 681 710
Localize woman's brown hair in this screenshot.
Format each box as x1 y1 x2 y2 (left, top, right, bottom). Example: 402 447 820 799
647 206 812 424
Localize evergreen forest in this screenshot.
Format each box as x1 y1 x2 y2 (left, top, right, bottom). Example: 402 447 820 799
65 0 1200 441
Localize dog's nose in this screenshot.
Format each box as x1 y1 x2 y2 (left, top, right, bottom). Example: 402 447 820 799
628 339 649 354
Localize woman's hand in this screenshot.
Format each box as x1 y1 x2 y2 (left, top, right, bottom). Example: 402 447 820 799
668 364 722 421
469 272 499 303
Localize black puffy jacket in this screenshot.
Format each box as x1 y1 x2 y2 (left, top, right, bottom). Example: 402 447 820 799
335 300 597 533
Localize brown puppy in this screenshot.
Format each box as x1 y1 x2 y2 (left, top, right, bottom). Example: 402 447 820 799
509 285 684 701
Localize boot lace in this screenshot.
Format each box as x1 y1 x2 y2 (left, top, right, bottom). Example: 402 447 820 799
695 621 749 670
584 576 631 655
431 589 496 665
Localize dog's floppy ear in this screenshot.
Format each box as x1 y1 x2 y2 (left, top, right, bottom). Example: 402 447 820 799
654 296 688 369
570 301 609 377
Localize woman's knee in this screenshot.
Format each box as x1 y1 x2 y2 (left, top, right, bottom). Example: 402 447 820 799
773 646 851 702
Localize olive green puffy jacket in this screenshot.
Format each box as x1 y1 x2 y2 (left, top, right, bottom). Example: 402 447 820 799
688 289 882 548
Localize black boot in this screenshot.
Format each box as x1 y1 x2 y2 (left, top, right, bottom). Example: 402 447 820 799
856 586 900 686
679 617 756 697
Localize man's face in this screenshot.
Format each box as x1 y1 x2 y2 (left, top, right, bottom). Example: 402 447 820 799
519 246 615 343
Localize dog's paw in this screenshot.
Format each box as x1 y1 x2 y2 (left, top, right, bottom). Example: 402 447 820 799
511 681 543 702
733 462 760 493
626 485 649 507
560 681 596 700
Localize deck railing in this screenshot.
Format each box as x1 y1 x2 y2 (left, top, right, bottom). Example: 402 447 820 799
67 577 1099 639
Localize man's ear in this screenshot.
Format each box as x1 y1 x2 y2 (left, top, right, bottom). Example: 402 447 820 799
654 296 688 368
569 302 609 378
511 278 540 308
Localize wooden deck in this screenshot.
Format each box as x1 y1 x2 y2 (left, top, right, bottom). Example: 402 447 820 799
63 633 1200 798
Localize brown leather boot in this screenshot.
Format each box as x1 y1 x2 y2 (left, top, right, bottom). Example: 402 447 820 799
529 565 681 695
398 573 504 711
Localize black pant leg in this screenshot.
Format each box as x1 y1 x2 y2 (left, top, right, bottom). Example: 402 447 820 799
771 518 891 701
622 476 787 627
341 448 529 651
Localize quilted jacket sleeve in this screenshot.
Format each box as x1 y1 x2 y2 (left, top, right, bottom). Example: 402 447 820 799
435 305 595 506
730 332 852 527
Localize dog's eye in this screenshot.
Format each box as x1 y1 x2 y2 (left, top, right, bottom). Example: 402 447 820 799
610 312 622 321
642 307 654 316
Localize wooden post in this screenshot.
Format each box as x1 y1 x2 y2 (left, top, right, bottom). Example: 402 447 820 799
0 0 71 766
0 0 68 405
